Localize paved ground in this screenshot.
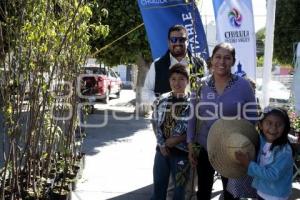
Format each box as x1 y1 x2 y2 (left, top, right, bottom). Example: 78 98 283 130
72 89 300 200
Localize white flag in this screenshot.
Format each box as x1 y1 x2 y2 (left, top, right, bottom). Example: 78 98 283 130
293 42 300 115
212 0 257 80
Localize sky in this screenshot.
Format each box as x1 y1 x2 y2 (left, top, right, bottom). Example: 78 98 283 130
199 0 267 32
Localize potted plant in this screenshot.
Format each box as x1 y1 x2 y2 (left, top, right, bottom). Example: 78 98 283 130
49 184 71 200
289 109 300 136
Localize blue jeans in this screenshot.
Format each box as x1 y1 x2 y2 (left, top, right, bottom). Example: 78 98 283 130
151 147 189 200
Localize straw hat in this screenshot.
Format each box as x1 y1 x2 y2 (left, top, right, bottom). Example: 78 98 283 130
207 119 259 178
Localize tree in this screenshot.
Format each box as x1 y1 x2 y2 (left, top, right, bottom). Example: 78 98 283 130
274 0 300 65
91 1 151 65
256 27 265 58
0 0 108 198
90 0 152 114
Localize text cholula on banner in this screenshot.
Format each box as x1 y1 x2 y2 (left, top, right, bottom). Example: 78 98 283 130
137 0 209 60
212 0 257 79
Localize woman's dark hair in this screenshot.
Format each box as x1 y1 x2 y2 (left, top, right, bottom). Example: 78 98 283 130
169 63 189 80
211 42 236 65
167 24 187 39
259 107 292 152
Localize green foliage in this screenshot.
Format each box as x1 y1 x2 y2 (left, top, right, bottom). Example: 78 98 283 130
274 0 300 65
289 105 300 133
89 0 152 66
175 161 190 187
256 56 264 67
256 27 266 42
0 0 109 198
256 28 265 58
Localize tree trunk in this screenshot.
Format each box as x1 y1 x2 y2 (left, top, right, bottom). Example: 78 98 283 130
135 54 151 116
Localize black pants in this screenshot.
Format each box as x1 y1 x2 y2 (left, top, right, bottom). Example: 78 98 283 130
196 146 238 200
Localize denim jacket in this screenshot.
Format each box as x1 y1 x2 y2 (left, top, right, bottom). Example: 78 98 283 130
248 134 293 198
153 92 190 152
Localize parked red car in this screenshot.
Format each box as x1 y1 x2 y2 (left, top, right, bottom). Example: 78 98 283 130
81 67 122 103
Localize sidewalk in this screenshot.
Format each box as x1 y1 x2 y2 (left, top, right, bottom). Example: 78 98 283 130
72 110 157 200
72 104 300 200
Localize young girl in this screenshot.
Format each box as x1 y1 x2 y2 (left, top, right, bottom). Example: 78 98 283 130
151 63 190 200
235 107 294 200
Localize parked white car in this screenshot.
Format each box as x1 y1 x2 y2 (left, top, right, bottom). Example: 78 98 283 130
255 78 290 107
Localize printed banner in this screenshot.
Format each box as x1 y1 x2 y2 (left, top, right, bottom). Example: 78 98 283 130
212 0 256 79
137 0 209 60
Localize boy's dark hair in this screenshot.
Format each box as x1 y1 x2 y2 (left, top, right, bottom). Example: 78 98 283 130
168 24 187 39
169 63 189 80
259 107 292 152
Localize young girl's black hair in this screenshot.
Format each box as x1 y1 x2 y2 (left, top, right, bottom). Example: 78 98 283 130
259 107 294 155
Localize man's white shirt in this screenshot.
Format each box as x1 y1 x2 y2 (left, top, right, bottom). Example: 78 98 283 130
142 53 189 104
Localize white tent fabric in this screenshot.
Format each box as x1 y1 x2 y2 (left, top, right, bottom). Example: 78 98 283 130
293 42 300 115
